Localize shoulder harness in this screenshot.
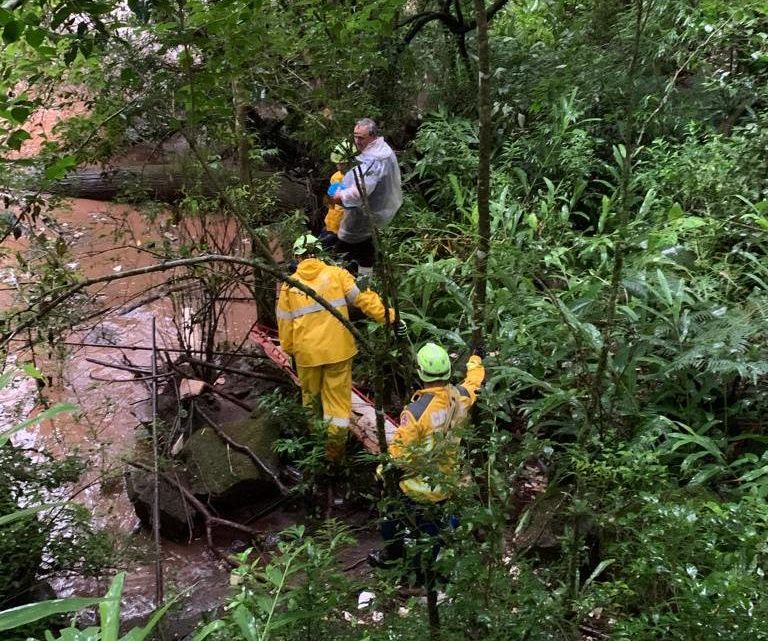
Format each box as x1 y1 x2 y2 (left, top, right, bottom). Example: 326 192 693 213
406 392 435 421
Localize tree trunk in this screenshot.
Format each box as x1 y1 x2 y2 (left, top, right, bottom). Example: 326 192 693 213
45 164 307 210
471 0 492 347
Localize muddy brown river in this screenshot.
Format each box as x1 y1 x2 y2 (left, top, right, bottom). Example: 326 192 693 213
0 197 266 631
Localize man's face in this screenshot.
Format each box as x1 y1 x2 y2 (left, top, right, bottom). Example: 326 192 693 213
353 125 375 152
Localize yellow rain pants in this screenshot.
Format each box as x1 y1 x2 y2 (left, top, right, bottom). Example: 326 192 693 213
297 358 352 463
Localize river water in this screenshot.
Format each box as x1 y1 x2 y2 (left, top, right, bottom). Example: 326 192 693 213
0 197 267 631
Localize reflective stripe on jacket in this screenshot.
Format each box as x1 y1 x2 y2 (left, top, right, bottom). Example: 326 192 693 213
277 258 393 367
389 355 485 503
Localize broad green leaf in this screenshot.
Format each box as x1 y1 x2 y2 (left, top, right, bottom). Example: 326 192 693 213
655 269 673 307
22 362 43 379
512 167 529 191
739 465 768 483
58 626 99 641
667 430 724 463
232 604 259 641
581 559 615 591
24 27 44 48
99 573 125 641
6 129 31 151
9 106 31 124
2 19 23 44
598 195 611 233
612 143 627 168
119 597 176 641
689 464 725 486
681 449 714 472
667 202 684 220
44 156 77 180
254 594 274 615
0 501 67 526
672 216 707 231
617 304 639 322
268 609 314 630
264 565 283 586
189 620 226 641
0 598 105 632
638 188 656 219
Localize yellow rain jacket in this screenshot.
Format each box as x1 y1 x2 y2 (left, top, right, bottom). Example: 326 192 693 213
276 257 393 367
324 170 345 234
389 355 485 503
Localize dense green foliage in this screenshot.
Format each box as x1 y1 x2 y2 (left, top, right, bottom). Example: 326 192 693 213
2 0 768 638
0 373 113 639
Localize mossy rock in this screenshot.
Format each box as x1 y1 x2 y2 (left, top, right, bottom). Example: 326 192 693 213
180 414 281 499
125 466 198 542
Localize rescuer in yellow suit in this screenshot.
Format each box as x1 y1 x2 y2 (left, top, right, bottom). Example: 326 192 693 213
390 342 485 503
277 233 406 461
322 140 355 238
369 341 485 569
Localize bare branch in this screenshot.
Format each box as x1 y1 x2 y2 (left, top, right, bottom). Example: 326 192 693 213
2 254 366 351
128 460 262 561
197 406 288 495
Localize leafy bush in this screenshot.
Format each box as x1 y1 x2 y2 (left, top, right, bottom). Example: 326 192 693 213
0 373 113 610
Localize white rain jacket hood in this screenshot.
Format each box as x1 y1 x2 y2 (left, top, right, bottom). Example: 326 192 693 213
338 137 402 243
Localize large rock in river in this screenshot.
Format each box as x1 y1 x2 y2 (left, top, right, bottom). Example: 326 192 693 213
125 465 198 542
126 413 283 540
179 413 282 509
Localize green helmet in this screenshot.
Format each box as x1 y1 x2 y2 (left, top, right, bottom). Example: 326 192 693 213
416 342 451 382
330 140 354 164
293 233 320 256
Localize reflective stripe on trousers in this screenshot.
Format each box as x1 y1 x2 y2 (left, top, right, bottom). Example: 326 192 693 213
297 359 353 461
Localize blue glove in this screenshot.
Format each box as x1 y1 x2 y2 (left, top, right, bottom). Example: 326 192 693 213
327 182 344 197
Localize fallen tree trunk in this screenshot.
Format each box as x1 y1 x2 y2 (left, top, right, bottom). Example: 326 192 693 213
45 164 308 209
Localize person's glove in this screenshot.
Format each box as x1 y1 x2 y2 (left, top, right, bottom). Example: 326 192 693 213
395 320 408 338
327 182 344 197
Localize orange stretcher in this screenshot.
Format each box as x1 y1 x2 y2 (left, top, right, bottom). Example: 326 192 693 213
250 325 397 453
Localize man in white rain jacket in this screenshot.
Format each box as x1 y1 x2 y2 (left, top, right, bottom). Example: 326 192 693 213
330 118 402 275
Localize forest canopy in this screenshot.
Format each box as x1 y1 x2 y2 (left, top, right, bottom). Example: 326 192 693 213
1 0 768 639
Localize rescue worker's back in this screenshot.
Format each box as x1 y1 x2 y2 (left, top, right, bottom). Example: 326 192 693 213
389 354 485 503
276 257 391 367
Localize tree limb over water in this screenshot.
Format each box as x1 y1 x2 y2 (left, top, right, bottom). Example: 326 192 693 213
0 254 367 352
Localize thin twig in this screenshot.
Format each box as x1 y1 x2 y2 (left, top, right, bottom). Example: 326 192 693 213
151 317 164 606
2 254 366 351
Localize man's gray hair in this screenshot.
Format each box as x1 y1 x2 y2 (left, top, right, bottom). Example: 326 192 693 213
355 118 379 137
